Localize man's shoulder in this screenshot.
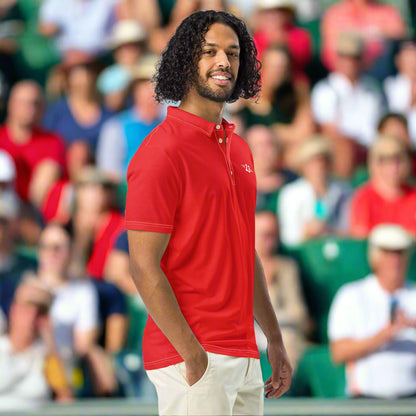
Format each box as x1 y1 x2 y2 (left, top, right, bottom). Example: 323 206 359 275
280 178 310 197
335 275 374 303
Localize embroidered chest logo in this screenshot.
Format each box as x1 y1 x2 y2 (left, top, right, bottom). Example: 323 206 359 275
241 163 254 173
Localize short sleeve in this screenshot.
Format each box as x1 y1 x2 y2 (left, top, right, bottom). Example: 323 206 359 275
125 141 181 233
74 282 99 332
311 81 338 125
328 285 358 341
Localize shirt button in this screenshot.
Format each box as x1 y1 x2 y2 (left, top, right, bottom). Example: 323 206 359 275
219 138 223 144
216 125 221 130
231 171 233 175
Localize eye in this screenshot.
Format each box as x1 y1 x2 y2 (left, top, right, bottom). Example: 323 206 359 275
228 52 239 58
203 50 215 55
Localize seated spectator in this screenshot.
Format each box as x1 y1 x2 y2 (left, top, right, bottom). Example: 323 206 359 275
255 210 309 368
350 135 416 238
37 223 118 396
97 20 147 112
378 113 411 147
245 125 297 212
278 136 351 247
104 230 137 295
0 278 72 411
252 0 312 80
321 0 407 74
38 0 116 62
0 81 66 209
384 39 416 146
234 46 314 169
312 31 387 177
112 0 161 33
43 59 114 154
70 167 124 280
328 224 416 398
97 55 163 181
0 192 37 320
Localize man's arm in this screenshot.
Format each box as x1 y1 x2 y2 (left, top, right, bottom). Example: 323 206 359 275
330 310 411 364
127 229 207 386
253 251 292 398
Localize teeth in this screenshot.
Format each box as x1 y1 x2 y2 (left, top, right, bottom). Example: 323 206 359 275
212 76 229 80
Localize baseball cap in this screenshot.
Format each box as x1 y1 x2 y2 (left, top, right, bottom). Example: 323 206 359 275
336 31 365 57
369 224 414 251
0 150 16 183
110 20 146 49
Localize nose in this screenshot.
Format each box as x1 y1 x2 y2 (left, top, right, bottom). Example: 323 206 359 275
216 49 230 69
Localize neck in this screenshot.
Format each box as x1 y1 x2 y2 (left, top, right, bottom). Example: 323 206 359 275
69 91 96 104
373 178 403 199
6 119 33 144
376 276 403 294
38 270 66 287
306 176 328 197
10 331 33 352
179 91 225 124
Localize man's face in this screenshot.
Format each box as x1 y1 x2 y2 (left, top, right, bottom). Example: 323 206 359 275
193 23 240 103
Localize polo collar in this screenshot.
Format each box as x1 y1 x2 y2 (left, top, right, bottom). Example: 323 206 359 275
166 106 235 137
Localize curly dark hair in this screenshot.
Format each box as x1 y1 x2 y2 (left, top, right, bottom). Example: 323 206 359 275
153 10 261 104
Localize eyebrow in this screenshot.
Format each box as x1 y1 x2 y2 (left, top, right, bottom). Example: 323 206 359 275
204 43 240 50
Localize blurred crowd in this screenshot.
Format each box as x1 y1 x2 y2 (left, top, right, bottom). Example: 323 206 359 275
1 0 416 409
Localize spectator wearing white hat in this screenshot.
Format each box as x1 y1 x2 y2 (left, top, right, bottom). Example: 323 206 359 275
97 20 147 112
278 135 351 247
96 55 163 181
328 224 416 398
311 31 387 178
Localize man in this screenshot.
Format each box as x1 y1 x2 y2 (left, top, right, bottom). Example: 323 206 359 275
350 135 416 238
0 81 66 209
328 224 416 398
278 135 351 247
125 10 291 416
311 31 386 177
96 55 163 181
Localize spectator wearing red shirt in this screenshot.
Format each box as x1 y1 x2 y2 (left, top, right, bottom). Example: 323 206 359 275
252 0 312 81
321 0 407 73
126 10 291 416
350 135 416 238
70 167 124 281
0 81 65 209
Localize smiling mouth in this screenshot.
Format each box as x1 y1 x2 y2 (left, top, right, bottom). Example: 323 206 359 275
210 73 233 86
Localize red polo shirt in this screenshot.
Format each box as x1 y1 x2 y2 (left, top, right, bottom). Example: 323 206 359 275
125 106 259 370
350 182 416 237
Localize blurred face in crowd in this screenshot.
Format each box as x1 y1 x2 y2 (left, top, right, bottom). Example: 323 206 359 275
67 64 97 97
132 79 160 118
38 225 71 278
370 247 409 292
197 0 225 10
7 81 44 128
246 125 279 173
335 53 362 82
396 42 416 81
255 211 279 256
302 154 331 185
76 182 108 215
378 116 410 146
258 7 293 37
114 42 143 68
261 47 291 90
9 281 51 347
369 140 410 188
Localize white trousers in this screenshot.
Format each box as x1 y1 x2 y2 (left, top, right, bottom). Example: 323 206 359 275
146 352 264 416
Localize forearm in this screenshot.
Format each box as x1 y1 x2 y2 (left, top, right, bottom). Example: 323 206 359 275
131 265 204 362
330 330 390 364
253 251 283 343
